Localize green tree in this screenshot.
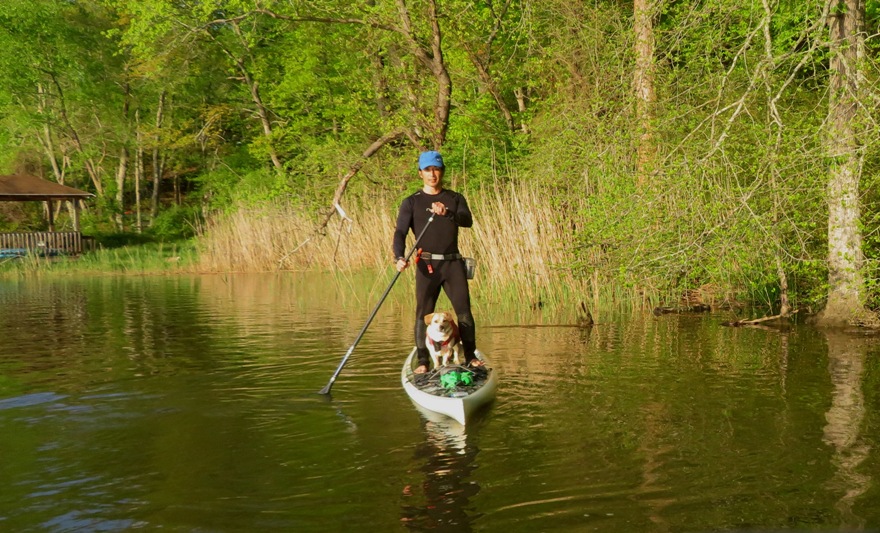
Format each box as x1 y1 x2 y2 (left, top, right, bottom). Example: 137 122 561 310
0 1 152 231
819 0 876 325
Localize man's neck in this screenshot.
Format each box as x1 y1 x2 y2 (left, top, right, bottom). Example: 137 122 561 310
422 185 443 195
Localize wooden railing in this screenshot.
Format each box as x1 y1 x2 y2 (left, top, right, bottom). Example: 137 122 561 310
0 231 90 255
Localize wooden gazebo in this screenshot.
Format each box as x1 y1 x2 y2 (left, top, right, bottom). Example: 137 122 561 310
0 174 94 255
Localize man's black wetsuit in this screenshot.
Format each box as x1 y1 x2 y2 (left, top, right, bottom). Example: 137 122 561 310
393 189 476 368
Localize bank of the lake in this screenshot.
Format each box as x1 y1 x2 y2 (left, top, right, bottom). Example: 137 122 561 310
0 172 844 322
0 240 198 275
0 180 824 322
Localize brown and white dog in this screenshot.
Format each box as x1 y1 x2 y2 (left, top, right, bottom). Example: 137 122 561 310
424 311 463 369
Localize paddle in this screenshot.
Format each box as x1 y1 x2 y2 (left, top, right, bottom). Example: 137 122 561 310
318 211 436 395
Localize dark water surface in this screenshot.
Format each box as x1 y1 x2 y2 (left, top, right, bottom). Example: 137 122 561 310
1 274 879 532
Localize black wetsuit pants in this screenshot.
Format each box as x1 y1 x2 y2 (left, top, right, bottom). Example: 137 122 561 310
414 258 476 367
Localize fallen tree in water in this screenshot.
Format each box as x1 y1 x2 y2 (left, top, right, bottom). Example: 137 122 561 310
721 309 798 327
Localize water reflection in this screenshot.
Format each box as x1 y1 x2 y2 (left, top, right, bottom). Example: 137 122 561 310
400 404 481 531
635 401 674 532
821 331 872 529
7 275 880 530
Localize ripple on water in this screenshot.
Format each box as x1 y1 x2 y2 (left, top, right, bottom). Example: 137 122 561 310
0 392 68 411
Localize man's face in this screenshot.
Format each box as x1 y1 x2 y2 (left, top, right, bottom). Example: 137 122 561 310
420 166 444 188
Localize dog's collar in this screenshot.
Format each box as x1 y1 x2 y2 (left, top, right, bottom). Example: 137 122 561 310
427 335 452 350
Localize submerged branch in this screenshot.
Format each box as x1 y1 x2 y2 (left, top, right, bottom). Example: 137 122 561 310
723 309 798 327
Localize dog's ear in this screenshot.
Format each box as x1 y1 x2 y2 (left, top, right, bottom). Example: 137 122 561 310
424 314 434 325
443 311 454 321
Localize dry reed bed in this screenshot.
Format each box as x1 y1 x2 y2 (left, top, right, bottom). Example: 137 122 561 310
198 205 396 272
197 182 593 312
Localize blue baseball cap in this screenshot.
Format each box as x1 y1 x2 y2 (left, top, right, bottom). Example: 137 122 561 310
418 151 444 170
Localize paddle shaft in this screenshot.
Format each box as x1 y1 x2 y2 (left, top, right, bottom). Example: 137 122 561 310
318 212 436 395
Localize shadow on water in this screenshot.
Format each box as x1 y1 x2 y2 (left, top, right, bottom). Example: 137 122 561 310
400 404 483 532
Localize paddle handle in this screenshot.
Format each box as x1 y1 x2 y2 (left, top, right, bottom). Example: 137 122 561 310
319 213 435 395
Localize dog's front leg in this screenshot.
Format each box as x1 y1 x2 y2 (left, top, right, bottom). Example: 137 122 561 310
452 345 463 366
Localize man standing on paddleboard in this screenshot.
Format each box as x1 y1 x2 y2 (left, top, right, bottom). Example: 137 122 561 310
393 151 483 374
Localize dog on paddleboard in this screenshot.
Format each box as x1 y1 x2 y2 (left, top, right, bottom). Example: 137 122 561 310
424 311 463 368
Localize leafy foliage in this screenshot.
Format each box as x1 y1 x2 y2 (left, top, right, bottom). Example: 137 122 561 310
2 0 880 310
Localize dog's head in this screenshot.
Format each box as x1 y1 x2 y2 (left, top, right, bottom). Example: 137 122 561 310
424 311 456 334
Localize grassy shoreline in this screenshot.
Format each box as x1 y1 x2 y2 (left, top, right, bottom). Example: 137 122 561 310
1 181 719 319
0 241 199 276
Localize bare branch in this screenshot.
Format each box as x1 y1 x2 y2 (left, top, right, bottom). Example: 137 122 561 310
202 8 403 34
723 309 798 327
278 128 407 267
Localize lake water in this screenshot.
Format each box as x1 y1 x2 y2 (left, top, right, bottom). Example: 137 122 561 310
1 274 878 532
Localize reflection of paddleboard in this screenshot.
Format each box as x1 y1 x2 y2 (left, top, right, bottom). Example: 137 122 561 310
410 401 468 452
401 348 497 425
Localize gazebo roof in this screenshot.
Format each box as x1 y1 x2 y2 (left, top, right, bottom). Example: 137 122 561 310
0 174 94 201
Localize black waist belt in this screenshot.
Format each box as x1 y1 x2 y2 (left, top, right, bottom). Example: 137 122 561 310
422 252 462 260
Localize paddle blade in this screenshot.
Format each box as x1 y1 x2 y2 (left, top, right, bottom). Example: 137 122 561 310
318 377 336 395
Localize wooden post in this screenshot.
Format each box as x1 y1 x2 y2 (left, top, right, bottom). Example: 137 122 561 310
72 199 81 232
46 200 55 232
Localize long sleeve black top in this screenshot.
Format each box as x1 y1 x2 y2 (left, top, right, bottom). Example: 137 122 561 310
392 189 473 259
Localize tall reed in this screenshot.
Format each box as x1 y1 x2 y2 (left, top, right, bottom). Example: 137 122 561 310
197 203 397 273
197 182 641 318
464 179 585 311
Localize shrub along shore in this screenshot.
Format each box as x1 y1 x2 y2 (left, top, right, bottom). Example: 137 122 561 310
1 180 658 322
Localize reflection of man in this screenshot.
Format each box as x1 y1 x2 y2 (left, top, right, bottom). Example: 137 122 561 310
392 151 482 374
399 416 479 530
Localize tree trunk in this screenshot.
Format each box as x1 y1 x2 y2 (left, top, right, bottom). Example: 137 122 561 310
231 21 283 171
34 83 81 225
46 200 55 232
395 0 452 148
465 43 515 132
514 87 530 134
150 91 166 225
244 71 283 170
35 84 65 183
115 83 131 231
426 0 451 148
371 47 391 118
762 0 792 318
202 21 283 171
365 0 391 119
818 0 874 326
48 74 104 196
115 146 129 231
633 0 657 186
135 109 144 234
249 4 452 149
